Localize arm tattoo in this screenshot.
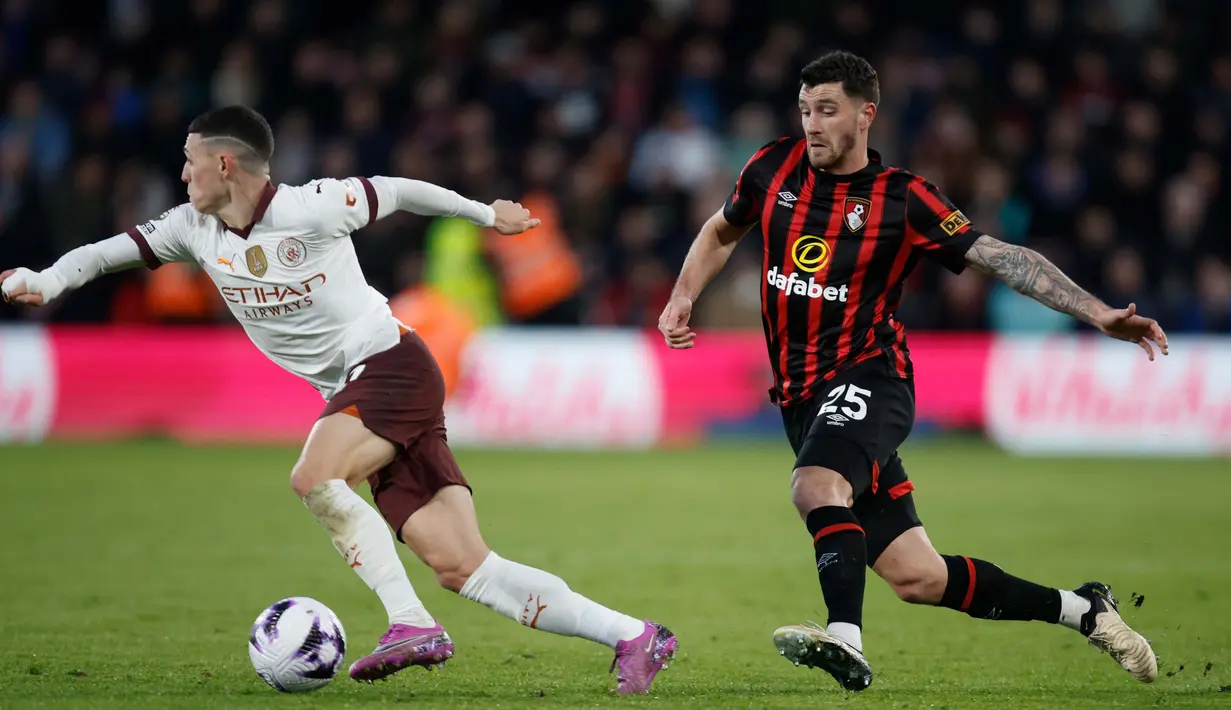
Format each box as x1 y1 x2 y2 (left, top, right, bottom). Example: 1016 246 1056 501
965 235 1104 323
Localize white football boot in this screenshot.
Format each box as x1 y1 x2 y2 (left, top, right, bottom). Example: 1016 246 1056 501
1075 582 1158 683
772 621 872 691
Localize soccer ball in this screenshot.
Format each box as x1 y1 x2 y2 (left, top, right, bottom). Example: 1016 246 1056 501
248 596 348 693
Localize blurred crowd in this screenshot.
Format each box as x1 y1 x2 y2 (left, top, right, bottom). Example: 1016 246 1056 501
1 0 1229 333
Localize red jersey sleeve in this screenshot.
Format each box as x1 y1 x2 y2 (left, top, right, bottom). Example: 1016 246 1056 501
722 138 790 227
904 177 984 274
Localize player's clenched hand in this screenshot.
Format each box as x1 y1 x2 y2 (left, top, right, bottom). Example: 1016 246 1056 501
1093 303 1169 361
658 295 696 349
0 268 47 307
490 200 541 235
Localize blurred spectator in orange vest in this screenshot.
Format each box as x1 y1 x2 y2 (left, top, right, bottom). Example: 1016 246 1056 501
388 284 477 399
145 263 221 322
485 191 584 325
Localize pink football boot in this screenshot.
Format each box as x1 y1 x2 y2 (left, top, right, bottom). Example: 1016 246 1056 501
609 621 678 694
348 623 454 683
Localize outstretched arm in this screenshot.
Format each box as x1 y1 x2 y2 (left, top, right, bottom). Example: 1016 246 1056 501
2 234 145 307
364 176 539 234
964 234 1169 359
964 234 1106 322
658 208 752 349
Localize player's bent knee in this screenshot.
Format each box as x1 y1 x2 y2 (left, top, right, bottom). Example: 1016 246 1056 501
889 573 946 605
292 414 400 498
879 558 947 605
873 527 947 604
290 461 338 498
398 485 491 591
434 566 472 593
420 547 485 593
791 466 854 513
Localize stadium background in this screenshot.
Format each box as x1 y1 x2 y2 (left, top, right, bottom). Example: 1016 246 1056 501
1 1 1229 707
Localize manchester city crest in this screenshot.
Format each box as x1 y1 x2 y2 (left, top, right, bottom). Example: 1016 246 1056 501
277 237 307 268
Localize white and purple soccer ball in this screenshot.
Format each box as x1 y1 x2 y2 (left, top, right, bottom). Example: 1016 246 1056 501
248 596 347 693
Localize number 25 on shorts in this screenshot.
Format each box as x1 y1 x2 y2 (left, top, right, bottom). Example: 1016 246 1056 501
818 384 872 421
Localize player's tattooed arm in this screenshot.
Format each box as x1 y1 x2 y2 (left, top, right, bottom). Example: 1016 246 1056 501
963 234 1107 323
965 234 1170 359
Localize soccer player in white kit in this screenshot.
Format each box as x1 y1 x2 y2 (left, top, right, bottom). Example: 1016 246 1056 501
1 106 678 694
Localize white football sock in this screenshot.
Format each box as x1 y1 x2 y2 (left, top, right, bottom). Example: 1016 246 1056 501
1058 589 1092 631
302 480 434 628
826 622 863 653
458 551 645 648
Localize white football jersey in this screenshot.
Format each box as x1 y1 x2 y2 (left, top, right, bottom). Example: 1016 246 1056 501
128 177 403 400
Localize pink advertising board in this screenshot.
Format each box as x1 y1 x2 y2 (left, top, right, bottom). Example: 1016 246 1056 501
0 325 1036 449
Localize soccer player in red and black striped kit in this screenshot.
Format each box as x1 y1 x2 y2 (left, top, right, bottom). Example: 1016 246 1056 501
659 51 1168 691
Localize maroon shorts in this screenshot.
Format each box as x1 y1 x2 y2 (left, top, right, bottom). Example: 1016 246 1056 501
319 330 470 539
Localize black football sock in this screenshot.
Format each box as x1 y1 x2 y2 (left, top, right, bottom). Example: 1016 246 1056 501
940 555 1061 622
806 507 867 632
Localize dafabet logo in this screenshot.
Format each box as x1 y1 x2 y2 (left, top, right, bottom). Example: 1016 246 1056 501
766 235 847 302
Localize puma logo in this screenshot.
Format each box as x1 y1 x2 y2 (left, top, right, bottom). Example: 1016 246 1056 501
521 594 547 629
217 254 237 273
346 544 362 569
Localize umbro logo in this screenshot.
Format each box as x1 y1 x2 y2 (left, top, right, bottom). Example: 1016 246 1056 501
777 191 798 209
817 552 839 571
826 413 848 426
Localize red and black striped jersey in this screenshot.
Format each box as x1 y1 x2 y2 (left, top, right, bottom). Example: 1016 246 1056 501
723 137 984 406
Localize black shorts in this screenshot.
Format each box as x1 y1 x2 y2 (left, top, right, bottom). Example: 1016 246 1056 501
781 356 923 563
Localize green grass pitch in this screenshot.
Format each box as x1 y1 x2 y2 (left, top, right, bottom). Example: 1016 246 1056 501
0 439 1228 708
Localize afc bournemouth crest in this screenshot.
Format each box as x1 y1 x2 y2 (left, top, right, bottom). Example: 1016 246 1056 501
277 237 307 267
245 245 268 278
844 197 871 232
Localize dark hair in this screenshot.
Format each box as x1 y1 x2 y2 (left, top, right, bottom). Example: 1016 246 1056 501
187 105 275 166
800 51 880 106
